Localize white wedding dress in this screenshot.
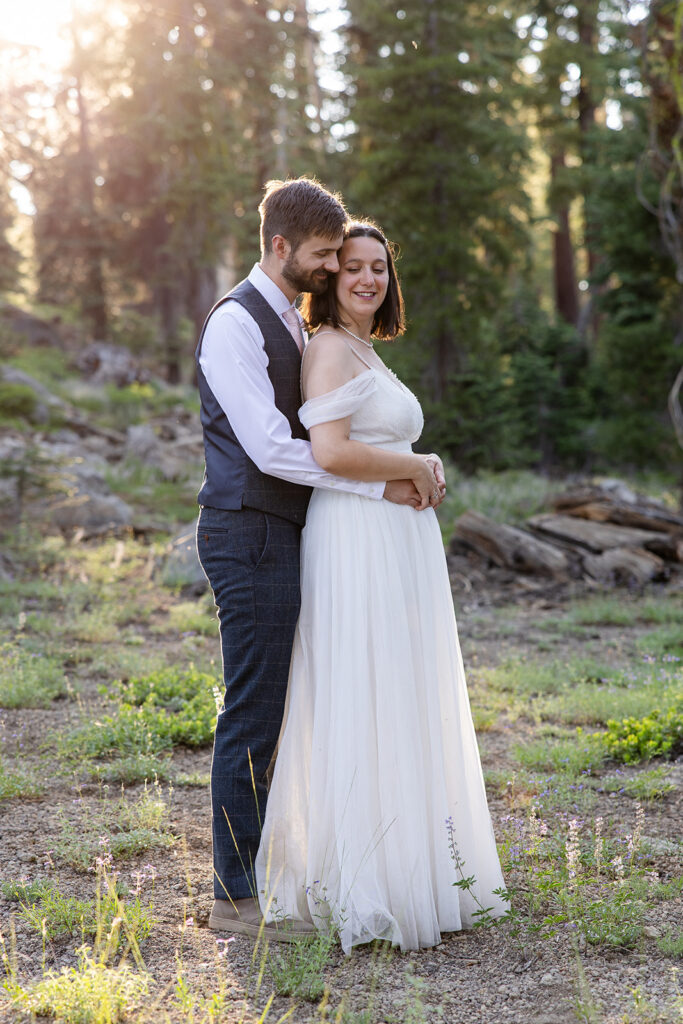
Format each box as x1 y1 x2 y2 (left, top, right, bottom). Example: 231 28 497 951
255 358 507 953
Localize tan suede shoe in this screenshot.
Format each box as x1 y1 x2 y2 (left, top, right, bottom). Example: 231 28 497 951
208 897 317 943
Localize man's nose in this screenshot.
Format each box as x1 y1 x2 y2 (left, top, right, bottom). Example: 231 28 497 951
324 253 340 273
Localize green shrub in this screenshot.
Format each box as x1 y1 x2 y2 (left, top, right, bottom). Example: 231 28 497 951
114 666 219 747
0 381 38 422
580 892 645 949
58 668 218 780
597 703 683 764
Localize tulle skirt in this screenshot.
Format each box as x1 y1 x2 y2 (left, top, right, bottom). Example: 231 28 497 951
255 488 507 953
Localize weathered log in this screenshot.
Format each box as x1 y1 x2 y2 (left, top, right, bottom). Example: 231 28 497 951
553 483 640 510
582 547 666 585
527 514 671 553
454 511 568 575
555 500 683 535
642 534 683 563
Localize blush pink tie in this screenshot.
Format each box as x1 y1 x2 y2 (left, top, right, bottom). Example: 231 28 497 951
282 307 305 355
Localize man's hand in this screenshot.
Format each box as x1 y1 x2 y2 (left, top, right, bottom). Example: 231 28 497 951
383 479 422 508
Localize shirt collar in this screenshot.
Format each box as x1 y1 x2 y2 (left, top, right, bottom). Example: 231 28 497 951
248 263 299 319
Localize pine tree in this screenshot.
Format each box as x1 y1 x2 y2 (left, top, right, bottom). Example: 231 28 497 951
101 0 326 380
339 0 530 451
522 1 643 332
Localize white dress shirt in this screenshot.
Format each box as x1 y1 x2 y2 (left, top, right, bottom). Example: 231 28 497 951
199 264 385 499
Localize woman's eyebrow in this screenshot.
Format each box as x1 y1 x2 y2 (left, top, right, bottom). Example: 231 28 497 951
343 258 387 266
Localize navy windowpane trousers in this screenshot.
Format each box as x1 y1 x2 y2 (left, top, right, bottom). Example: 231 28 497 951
196 505 302 899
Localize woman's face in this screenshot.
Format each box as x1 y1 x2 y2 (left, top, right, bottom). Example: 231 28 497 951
335 235 389 324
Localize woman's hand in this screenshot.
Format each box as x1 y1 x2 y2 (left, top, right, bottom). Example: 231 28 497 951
411 456 439 511
421 454 446 508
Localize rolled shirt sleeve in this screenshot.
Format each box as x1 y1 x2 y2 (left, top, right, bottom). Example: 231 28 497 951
199 301 385 499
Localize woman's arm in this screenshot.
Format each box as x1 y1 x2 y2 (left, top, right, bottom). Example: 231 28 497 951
304 334 438 510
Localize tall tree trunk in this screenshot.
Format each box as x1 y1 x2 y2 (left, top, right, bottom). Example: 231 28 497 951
426 0 451 402
71 20 107 338
158 281 182 385
551 149 579 325
577 0 601 339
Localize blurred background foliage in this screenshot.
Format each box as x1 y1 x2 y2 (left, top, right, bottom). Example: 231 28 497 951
1 0 682 474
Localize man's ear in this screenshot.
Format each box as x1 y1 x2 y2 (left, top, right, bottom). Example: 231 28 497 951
271 235 292 261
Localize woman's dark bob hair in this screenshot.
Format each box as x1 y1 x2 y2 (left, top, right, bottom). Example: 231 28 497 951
301 220 405 341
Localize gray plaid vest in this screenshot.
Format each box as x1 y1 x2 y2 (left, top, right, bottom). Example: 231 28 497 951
196 279 312 525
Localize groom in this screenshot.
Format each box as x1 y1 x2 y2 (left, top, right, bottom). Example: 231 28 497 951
196 177 432 940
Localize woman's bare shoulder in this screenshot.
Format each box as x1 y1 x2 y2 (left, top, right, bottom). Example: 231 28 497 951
304 328 354 373
306 328 349 356
302 329 356 398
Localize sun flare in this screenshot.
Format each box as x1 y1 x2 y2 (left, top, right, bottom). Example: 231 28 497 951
1 0 127 71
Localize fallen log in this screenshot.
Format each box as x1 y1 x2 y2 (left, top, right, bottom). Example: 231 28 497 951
453 511 568 575
553 483 641 509
527 514 671 553
555 500 683 535
582 546 666 585
642 534 683 563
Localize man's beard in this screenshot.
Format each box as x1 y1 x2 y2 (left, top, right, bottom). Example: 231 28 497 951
281 255 330 295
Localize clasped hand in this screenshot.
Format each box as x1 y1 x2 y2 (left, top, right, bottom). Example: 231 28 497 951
383 453 446 510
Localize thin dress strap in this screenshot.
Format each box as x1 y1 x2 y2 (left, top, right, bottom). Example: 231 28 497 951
300 330 374 400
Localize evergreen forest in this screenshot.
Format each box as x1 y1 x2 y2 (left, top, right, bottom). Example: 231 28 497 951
2 0 683 475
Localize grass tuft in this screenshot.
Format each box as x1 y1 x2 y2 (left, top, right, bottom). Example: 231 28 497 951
4 878 153 946
55 781 175 871
267 929 338 1002
600 766 676 801
4 950 152 1023
0 640 69 708
512 730 605 775
0 758 44 801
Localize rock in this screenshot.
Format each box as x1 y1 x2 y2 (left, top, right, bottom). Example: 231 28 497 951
160 521 207 592
1 365 67 424
75 342 148 386
0 304 63 348
40 455 134 534
125 423 160 462
1 366 66 409
599 478 641 504
540 972 555 986
49 492 133 534
123 423 195 481
643 926 661 939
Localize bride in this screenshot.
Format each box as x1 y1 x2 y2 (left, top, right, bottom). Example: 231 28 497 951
255 220 508 952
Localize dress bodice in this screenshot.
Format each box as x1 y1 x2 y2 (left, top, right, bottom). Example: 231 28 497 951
299 368 423 451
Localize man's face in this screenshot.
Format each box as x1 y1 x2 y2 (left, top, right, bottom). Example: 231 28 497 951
281 232 344 294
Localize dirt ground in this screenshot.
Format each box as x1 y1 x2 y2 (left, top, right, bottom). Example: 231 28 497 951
0 555 681 1024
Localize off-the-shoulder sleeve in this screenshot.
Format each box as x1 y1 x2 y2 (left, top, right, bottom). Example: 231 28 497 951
299 370 377 429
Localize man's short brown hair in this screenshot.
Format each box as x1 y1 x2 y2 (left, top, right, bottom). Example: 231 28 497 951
259 177 347 255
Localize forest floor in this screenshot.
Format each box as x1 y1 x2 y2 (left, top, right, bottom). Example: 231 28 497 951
0 525 681 1024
